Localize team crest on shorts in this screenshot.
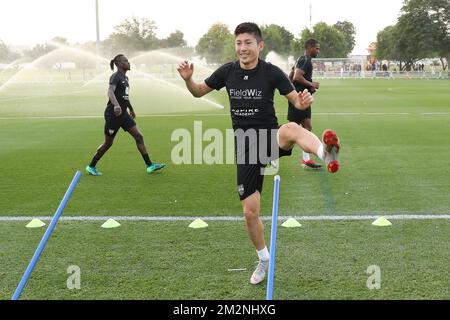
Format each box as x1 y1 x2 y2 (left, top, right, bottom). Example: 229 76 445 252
237 184 245 196
108 129 115 135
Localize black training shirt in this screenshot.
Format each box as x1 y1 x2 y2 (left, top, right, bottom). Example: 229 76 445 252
107 72 131 112
293 55 313 92
205 59 294 129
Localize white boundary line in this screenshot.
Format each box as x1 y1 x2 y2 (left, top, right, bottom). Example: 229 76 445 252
1 112 449 120
0 214 449 222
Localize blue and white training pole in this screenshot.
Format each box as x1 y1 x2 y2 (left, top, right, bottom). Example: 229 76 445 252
266 175 280 300
12 171 82 300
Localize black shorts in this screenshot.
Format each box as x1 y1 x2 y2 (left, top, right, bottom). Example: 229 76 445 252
287 102 311 123
235 127 292 201
104 109 136 137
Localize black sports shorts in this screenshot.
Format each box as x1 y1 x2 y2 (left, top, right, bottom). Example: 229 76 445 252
287 102 311 123
104 109 136 137
235 127 292 201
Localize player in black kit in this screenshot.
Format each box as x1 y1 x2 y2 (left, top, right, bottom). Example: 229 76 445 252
177 23 340 285
86 54 165 176
288 38 322 169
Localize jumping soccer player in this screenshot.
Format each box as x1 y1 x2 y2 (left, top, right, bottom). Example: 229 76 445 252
177 23 340 285
86 54 166 176
288 38 322 169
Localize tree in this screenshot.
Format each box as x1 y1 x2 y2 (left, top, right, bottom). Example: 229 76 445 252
223 40 236 63
260 24 294 59
376 25 409 70
0 41 7 61
334 21 356 54
297 22 348 58
196 23 234 64
401 0 450 70
48 37 68 46
0 40 20 62
396 13 432 70
160 30 187 48
22 37 68 61
376 25 399 62
107 17 159 54
377 0 449 71
376 21 423 71
291 28 313 55
23 43 52 60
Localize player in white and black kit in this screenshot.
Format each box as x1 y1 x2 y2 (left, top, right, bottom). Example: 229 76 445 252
86 54 166 176
177 23 340 285
288 39 322 169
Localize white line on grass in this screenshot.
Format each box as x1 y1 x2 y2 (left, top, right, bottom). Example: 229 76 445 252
0 115 104 120
0 88 99 102
2 112 449 120
0 214 449 222
0 114 223 120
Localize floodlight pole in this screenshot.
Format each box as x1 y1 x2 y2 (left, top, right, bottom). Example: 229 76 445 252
309 1 312 30
95 0 101 70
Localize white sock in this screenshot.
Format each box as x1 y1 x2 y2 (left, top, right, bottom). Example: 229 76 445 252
257 247 270 261
302 152 310 161
316 144 324 161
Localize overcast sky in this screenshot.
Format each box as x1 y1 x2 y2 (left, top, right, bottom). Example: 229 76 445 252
1 0 404 55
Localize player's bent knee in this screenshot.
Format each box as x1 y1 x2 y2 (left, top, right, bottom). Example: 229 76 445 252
242 202 260 221
243 209 260 222
280 122 301 142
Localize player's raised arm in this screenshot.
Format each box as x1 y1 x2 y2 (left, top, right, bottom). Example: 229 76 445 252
293 68 319 92
285 88 314 111
177 60 213 98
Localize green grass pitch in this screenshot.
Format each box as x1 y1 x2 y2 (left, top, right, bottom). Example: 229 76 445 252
0 75 449 299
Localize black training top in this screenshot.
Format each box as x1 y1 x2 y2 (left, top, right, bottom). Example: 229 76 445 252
205 59 294 129
292 55 313 92
106 71 131 112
